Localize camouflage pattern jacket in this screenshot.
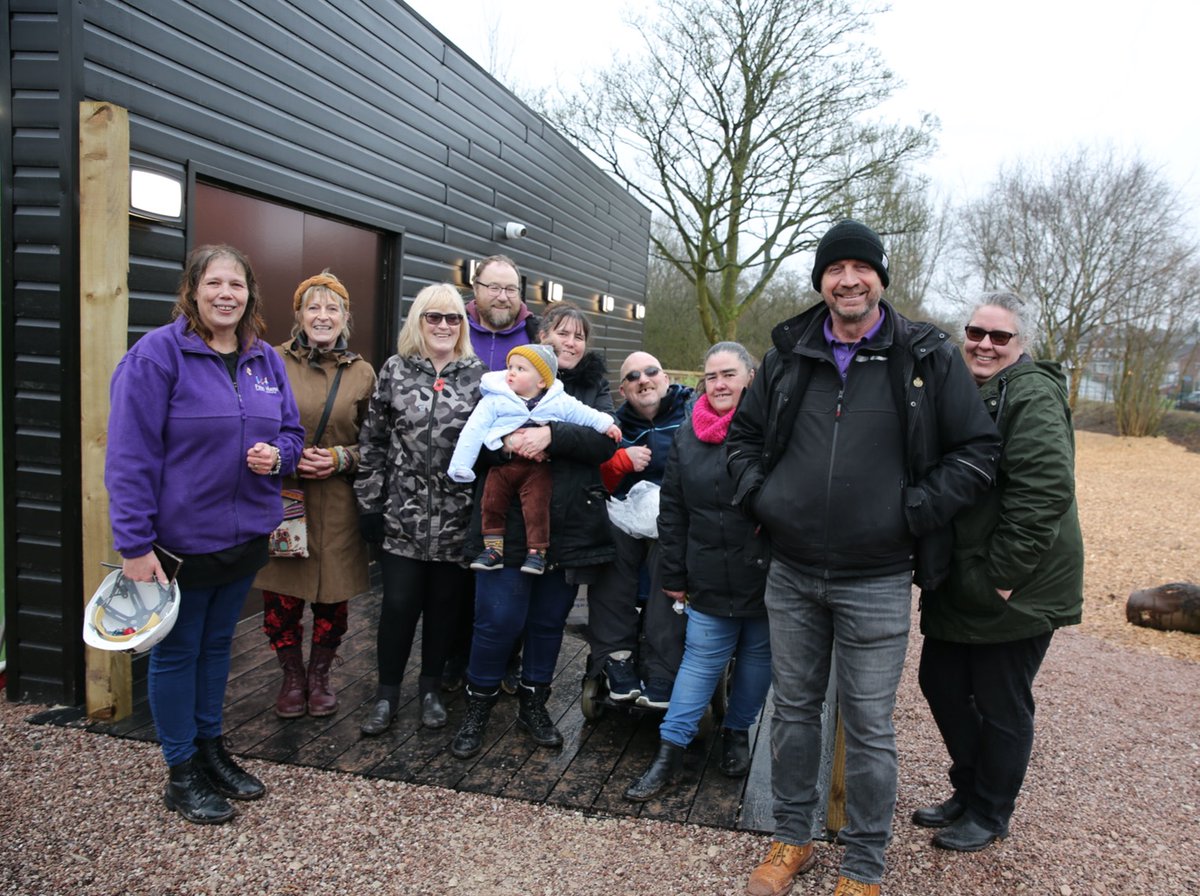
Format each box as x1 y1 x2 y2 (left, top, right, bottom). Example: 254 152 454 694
355 352 484 561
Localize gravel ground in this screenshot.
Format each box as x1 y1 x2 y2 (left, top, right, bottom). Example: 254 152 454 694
2 431 1198 895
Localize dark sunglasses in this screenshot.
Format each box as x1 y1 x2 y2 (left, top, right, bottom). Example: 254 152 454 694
422 311 463 326
623 365 662 383
964 325 1017 346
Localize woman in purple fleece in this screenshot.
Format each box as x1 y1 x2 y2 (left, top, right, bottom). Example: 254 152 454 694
105 245 304 825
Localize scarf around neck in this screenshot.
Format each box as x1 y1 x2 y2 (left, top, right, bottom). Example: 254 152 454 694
691 392 735 444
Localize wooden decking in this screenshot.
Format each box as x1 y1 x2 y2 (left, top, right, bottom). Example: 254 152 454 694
58 589 781 834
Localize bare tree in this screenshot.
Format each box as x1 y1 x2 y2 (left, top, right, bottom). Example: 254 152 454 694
543 0 934 343
957 147 1199 412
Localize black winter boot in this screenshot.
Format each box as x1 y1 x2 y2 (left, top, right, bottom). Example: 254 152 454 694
516 683 563 747
719 727 751 777
624 741 685 802
195 736 265 801
451 686 498 759
164 757 235 824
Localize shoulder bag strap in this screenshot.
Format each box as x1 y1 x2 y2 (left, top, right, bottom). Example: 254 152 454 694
310 364 346 447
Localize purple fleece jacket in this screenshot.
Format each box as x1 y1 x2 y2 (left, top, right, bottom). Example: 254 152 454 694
105 317 305 559
466 300 537 371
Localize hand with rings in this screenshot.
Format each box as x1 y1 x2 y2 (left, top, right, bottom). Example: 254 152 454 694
247 442 279 475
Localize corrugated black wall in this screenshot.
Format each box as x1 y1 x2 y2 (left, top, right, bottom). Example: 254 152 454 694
2 0 650 704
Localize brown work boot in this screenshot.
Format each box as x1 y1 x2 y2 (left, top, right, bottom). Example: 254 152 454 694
746 840 816 896
833 876 881 896
274 645 306 718
306 644 339 717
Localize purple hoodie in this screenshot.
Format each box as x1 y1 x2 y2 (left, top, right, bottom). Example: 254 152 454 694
105 317 305 559
466 299 539 371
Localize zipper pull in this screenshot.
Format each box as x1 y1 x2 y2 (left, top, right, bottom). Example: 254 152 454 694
835 389 844 419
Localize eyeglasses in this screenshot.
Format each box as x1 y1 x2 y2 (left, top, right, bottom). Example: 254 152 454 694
964 325 1017 346
422 311 463 326
623 365 662 383
475 281 521 299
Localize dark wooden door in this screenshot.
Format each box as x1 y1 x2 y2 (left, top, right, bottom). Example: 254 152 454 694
193 182 390 369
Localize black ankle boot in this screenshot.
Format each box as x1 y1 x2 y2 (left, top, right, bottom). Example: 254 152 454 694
719 727 751 777
419 675 447 728
451 686 498 759
195 736 265 801
624 741 685 802
516 683 563 747
164 757 235 824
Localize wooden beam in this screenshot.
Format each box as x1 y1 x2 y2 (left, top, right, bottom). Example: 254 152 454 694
79 101 132 720
825 711 847 834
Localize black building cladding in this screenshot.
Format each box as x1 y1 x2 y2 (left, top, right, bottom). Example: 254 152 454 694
1 0 650 704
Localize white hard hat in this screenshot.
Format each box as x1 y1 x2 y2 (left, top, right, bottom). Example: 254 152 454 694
82 568 180 654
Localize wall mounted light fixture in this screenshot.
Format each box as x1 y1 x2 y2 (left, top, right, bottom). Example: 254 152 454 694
633 303 646 320
600 294 615 313
129 168 184 221
461 259 479 287
544 280 564 303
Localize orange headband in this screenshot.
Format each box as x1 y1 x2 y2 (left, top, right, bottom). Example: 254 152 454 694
293 273 350 312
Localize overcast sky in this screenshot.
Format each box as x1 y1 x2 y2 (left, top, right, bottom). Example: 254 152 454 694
408 0 1200 226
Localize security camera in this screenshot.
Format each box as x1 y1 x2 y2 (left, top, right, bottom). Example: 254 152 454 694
504 222 527 240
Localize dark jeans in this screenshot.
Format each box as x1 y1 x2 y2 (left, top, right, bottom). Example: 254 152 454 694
149 574 255 767
261 590 348 651
918 632 1054 834
467 566 576 689
481 458 553 549
376 553 471 687
585 524 685 685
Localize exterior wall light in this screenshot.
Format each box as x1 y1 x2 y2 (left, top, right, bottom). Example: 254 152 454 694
544 280 564 303
462 258 479 287
129 168 183 221
600 294 615 313
633 303 646 320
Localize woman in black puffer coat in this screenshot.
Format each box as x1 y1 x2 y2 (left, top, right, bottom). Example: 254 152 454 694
625 342 772 802
451 303 617 759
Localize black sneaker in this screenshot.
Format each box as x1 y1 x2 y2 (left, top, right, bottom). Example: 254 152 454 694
470 547 503 571
520 550 546 575
635 678 672 709
604 657 641 702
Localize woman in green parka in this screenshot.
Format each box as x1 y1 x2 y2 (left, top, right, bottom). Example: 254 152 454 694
914 291 1083 853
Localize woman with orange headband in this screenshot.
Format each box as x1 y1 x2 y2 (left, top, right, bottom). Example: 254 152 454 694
254 271 376 718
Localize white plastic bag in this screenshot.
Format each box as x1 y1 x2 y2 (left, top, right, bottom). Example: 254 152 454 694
607 480 661 539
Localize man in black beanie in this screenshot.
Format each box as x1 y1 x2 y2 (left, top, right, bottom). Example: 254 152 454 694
727 219 1000 896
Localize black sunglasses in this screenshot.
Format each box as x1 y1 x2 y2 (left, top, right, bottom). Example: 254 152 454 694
422 311 463 326
964 325 1017 346
623 365 662 383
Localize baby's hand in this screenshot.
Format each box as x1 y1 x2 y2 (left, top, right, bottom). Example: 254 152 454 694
605 424 622 442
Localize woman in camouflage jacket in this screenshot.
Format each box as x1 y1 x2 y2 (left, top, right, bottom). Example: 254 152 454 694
355 283 484 736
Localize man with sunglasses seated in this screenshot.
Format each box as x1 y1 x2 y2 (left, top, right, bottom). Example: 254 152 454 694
586 351 694 709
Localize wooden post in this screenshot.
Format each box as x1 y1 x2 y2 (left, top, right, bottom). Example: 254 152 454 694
825 710 847 833
79 101 132 720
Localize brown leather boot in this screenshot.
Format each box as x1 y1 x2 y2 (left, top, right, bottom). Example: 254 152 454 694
832 876 880 896
746 840 817 896
274 646 306 718
306 644 339 717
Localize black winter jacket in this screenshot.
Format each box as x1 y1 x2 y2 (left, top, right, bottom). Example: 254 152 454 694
465 351 617 571
726 300 1000 590
658 420 768 617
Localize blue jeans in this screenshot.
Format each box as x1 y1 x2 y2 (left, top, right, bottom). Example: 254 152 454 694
659 609 772 747
765 562 912 885
467 566 576 689
148 574 255 767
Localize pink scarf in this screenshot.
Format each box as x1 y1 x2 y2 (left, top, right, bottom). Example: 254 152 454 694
691 393 736 444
